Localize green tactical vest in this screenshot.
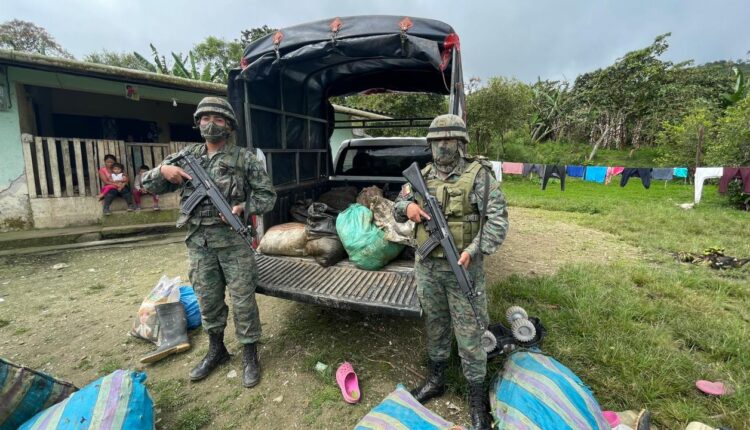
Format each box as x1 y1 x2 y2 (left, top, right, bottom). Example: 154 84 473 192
175 143 247 228
415 161 483 258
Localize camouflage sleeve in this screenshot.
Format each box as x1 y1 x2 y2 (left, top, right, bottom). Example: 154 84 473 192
464 167 509 260
393 183 416 223
141 150 185 195
242 152 277 215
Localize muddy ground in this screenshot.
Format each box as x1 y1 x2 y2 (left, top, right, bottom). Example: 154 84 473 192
0 207 638 429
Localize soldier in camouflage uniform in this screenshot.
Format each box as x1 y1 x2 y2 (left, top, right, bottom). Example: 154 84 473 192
394 114 509 430
142 97 276 388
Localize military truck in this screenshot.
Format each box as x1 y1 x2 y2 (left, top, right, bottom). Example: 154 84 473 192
227 15 466 317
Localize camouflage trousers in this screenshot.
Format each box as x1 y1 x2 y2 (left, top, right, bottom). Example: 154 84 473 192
415 257 489 383
187 224 261 345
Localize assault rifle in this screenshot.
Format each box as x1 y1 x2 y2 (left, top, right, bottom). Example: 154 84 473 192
172 153 254 249
402 161 497 351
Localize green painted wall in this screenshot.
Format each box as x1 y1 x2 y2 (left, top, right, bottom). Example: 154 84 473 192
0 66 22 188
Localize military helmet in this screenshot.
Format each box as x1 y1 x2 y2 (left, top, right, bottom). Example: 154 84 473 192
193 97 237 128
426 114 469 143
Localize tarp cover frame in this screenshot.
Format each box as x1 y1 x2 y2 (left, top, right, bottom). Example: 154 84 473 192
228 15 465 154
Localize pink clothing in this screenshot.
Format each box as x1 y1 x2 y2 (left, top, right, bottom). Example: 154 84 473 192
100 184 119 196
502 162 524 175
605 166 625 185
134 189 159 207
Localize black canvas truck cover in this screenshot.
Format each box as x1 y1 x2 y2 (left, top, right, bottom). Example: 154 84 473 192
226 16 465 316
228 15 465 152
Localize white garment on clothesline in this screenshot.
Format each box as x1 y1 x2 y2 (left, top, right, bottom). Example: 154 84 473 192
490 161 502 182
694 167 723 203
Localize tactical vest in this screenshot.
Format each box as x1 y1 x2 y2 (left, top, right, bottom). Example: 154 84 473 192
175 143 248 228
415 161 483 258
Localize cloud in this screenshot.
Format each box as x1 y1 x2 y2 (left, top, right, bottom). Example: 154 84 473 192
2 0 748 83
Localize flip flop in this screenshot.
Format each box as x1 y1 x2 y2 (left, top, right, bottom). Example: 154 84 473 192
336 361 361 404
601 411 620 428
696 380 728 396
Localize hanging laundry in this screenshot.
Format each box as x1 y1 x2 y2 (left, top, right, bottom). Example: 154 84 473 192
584 166 607 184
605 166 625 185
522 163 545 177
490 161 502 182
502 162 524 175
541 164 566 191
673 167 688 178
620 168 653 189
693 167 723 203
566 165 585 177
652 168 674 181
718 167 750 194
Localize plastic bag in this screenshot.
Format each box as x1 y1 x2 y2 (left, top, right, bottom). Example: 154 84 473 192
257 223 307 256
130 275 181 343
305 202 346 267
19 370 154 430
179 285 202 330
336 204 404 270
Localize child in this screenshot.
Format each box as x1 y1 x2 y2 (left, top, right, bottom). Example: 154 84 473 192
134 165 160 210
98 162 128 200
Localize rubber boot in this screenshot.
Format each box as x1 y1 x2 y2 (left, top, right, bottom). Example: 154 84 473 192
102 192 115 215
242 343 261 388
468 382 491 430
410 359 446 404
140 302 191 364
189 331 230 381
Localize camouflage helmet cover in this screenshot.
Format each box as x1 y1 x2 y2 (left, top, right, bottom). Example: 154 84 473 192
426 114 469 143
193 97 237 128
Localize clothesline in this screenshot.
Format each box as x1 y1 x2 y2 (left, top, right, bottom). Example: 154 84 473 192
489 162 749 204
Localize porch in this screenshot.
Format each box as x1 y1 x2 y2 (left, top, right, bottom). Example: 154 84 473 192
20 134 197 228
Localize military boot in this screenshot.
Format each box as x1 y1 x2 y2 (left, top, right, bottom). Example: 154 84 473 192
140 302 191 364
468 382 491 430
410 359 447 403
242 343 261 388
189 331 230 381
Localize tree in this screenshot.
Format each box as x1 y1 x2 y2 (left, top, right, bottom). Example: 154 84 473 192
466 77 533 156
84 50 154 72
240 25 276 46
0 19 73 58
336 92 447 137
192 36 244 82
705 94 750 166
655 104 716 168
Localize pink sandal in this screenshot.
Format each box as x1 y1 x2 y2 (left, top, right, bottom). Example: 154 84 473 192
696 380 728 396
336 361 361 404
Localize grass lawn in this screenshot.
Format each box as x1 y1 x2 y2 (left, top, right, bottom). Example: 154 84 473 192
485 175 749 428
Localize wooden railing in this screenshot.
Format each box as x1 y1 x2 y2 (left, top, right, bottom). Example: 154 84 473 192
21 135 197 198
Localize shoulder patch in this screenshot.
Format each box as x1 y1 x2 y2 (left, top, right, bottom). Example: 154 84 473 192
399 183 412 197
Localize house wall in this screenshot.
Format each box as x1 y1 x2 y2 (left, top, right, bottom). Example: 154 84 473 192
0 64 217 231
0 67 31 230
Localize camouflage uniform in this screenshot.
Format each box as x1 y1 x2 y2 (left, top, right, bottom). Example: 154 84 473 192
142 142 276 345
394 138 509 385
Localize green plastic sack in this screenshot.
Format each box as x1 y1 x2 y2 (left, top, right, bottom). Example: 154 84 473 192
336 204 404 270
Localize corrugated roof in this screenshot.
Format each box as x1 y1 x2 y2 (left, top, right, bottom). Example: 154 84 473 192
0 49 227 95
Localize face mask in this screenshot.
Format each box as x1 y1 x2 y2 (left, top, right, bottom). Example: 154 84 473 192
199 121 230 143
431 140 459 173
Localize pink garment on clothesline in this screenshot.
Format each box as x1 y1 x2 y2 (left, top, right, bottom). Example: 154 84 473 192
605 166 625 185
502 162 524 175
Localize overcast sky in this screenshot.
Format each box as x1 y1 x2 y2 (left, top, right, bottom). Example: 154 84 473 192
3 0 749 83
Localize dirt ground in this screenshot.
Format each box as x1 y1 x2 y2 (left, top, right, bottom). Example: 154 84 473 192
0 207 639 429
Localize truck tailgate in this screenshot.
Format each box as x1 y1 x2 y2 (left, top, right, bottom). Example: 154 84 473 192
256 255 421 317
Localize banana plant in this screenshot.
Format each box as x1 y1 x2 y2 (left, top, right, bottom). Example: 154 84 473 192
722 66 747 106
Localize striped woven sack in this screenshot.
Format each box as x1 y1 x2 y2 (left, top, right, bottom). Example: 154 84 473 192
490 351 609 430
0 358 77 430
19 370 154 430
354 384 465 430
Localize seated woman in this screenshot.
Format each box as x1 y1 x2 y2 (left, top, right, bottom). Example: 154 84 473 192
98 154 135 215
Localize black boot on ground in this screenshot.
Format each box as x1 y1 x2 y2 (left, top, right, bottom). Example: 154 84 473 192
468 382 492 430
140 302 191 364
242 343 261 388
189 331 230 381
410 359 447 404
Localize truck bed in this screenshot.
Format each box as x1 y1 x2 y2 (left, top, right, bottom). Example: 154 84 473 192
255 254 421 318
